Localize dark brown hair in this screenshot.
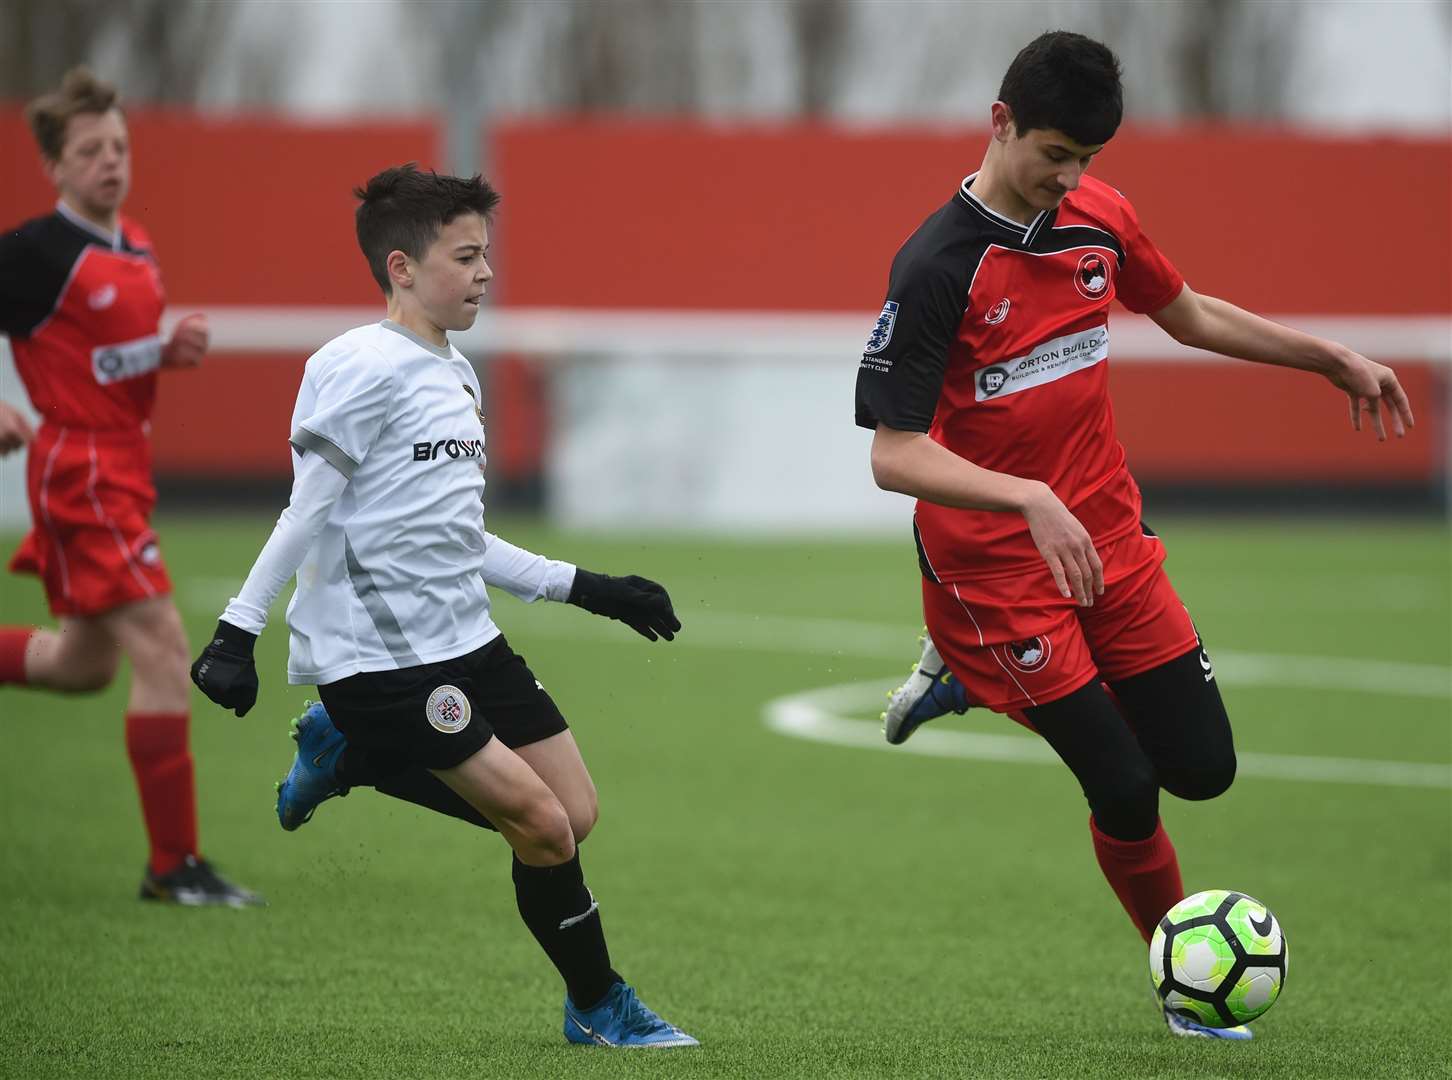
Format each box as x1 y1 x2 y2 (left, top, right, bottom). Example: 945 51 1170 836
25 66 122 161
354 163 501 296
999 31 1123 146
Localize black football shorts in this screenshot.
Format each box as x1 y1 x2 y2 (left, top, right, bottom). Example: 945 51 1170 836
317 634 568 772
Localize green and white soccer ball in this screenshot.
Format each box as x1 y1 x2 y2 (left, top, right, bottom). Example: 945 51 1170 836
1150 890 1288 1028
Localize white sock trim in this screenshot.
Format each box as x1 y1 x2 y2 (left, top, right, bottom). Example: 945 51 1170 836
558 889 599 930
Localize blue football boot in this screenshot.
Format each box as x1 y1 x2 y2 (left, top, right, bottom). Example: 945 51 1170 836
563 982 698 1048
882 630 971 745
275 701 349 831
1163 1006 1253 1041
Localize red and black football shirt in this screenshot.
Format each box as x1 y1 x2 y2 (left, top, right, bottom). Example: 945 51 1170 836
855 173 1184 583
0 203 166 430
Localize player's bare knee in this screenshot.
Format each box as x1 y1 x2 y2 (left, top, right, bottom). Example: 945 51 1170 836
39 623 120 692
76 660 118 692
569 792 599 844
516 797 576 864
130 638 192 697
59 653 118 693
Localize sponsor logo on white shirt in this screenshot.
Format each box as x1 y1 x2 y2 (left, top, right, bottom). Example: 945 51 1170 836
412 438 485 461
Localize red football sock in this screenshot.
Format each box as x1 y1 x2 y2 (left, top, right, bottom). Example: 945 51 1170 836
0 627 35 685
1090 814 1184 942
124 712 199 877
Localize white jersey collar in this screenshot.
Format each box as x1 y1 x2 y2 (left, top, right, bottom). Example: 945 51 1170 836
957 173 1048 240
55 200 122 250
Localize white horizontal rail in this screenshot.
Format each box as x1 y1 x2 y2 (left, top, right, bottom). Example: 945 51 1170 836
169 307 1452 364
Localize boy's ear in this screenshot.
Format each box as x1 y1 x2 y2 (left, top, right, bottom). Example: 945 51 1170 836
990 101 1016 142
386 249 413 291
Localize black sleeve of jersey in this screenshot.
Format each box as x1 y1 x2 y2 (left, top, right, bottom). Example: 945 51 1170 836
0 222 61 339
854 248 970 432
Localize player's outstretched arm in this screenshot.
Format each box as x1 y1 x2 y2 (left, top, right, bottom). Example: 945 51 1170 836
478 532 680 640
190 450 350 716
480 532 576 603
870 425 1103 605
0 401 35 455
1149 285 1415 441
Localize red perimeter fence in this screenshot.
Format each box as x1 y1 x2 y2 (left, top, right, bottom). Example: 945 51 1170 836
2 109 1448 498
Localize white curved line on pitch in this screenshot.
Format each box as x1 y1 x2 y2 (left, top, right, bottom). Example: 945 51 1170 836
764 680 1452 791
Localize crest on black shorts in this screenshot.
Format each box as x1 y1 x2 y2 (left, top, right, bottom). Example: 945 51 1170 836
1006 636 1052 673
426 685 472 733
1074 252 1111 301
864 301 899 355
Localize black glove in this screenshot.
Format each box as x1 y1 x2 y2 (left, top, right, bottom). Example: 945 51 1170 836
567 568 681 642
190 619 260 717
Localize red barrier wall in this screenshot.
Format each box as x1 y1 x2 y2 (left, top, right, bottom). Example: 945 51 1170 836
493 120 1451 315
3 110 1448 485
491 120 1448 487
1112 364 1442 483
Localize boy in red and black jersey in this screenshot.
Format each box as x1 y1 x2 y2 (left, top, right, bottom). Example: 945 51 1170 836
0 67 259 907
857 32 1412 1039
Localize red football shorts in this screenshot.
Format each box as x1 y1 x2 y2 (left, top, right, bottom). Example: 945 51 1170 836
9 425 172 617
923 528 1198 714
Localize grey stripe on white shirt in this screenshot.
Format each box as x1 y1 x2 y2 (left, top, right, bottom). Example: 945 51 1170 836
290 425 359 480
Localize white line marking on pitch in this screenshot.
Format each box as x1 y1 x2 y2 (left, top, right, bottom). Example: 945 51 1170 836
179 582 1450 702
764 680 1452 791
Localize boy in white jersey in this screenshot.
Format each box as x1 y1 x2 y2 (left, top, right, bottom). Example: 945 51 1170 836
190 165 697 1048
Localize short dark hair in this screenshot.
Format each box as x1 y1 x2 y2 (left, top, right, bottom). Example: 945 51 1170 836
353 164 501 296
998 31 1123 146
26 66 121 161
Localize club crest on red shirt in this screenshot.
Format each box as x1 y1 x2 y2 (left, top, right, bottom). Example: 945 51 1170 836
1074 252 1111 301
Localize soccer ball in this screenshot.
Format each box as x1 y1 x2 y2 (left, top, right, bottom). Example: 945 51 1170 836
1150 890 1288 1028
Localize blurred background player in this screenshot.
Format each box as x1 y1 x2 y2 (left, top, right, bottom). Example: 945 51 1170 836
856 31 1413 1039
0 400 36 455
0 67 261 907
190 165 697 1048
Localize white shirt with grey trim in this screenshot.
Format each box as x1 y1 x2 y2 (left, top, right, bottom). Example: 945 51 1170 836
221 320 575 685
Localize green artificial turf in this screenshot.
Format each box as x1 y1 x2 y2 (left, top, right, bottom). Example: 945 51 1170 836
1 515 1448 1079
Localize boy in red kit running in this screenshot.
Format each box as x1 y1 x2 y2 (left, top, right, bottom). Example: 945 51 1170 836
0 68 260 907
857 32 1412 1039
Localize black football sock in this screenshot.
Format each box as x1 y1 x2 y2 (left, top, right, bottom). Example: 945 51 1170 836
512 851 621 1009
